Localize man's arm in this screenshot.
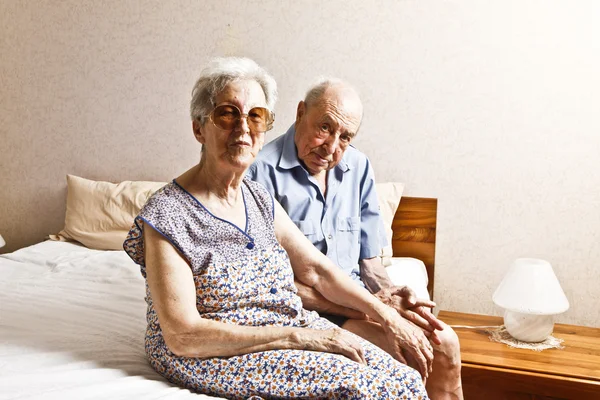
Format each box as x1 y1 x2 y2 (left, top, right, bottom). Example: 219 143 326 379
360 256 394 293
355 156 444 338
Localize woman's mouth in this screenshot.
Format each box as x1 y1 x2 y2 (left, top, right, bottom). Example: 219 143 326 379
231 141 251 147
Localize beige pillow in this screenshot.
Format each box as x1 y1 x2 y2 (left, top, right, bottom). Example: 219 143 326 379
50 175 166 250
374 182 404 266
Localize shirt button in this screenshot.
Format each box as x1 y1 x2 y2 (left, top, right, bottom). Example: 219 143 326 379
246 242 255 249
328 234 333 240
270 287 278 294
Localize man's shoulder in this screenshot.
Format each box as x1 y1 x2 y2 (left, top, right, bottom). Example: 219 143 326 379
255 133 286 165
344 144 372 171
247 132 287 182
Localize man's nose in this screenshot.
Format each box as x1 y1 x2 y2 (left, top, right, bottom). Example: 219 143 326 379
322 135 339 154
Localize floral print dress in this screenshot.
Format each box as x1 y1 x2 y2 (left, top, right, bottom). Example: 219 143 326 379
124 178 428 399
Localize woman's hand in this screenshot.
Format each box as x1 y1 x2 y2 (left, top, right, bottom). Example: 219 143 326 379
294 328 366 364
380 309 434 379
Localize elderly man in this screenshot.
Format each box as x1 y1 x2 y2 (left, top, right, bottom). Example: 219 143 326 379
247 79 463 399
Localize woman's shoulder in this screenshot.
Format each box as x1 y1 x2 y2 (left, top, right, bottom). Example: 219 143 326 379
139 181 187 217
243 176 267 191
243 177 273 200
243 177 275 218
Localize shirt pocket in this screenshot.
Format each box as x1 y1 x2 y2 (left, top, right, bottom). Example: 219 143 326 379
293 220 317 237
337 216 360 232
336 216 361 268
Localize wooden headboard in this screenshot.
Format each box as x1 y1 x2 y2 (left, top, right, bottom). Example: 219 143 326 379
391 197 438 299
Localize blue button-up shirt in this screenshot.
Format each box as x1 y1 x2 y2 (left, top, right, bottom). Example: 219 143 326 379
247 124 386 285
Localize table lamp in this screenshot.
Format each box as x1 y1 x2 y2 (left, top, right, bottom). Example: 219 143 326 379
0 234 5 248
492 258 569 342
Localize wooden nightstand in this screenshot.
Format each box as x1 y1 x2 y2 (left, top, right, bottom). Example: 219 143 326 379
438 311 600 400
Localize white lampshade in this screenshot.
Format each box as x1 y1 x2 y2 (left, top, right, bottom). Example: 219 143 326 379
0 234 5 248
493 258 569 342
493 258 569 315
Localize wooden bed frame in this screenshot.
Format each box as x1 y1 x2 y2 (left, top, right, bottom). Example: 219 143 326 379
391 197 438 299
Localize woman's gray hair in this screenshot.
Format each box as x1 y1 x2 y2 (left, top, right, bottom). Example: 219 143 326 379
190 57 277 124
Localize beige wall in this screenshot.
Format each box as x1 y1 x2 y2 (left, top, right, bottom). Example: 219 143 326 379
1 1 599 327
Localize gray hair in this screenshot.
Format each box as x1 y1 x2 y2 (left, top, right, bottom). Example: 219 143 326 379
303 77 359 108
190 57 278 124
303 77 364 131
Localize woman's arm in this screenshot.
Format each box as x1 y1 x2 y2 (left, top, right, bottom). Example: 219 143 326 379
294 278 365 319
273 201 393 324
142 222 365 363
273 202 435 378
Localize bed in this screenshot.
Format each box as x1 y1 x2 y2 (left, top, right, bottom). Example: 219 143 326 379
0 178 437 400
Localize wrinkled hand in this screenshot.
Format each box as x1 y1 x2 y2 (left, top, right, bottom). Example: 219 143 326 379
381 310 434 379
375 286 444 344
300 328 366 364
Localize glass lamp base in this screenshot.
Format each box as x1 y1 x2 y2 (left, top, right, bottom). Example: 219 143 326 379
503 310 554 343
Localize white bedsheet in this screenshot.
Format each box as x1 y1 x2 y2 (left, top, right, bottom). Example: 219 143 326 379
0 241 429 400
0 241 216 400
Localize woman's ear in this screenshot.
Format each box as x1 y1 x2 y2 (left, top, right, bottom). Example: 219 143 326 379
192 120 206 144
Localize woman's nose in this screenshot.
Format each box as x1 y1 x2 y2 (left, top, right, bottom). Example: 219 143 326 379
235 115 251 133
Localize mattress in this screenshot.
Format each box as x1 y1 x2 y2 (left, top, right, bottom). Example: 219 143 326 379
0 241 429 400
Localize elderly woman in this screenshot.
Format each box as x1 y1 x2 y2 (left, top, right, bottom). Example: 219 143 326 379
124 57 431 399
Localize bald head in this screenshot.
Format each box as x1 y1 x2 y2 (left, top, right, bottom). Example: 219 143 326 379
303 79 363 123
294 79 363 176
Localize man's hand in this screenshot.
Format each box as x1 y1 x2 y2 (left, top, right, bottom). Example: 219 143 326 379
374 285 444 344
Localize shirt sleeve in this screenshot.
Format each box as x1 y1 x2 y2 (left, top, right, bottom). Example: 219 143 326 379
246 163 258 181
358 158 387 260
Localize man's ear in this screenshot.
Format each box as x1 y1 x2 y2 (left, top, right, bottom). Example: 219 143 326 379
192 120 206 144
295 101 306 124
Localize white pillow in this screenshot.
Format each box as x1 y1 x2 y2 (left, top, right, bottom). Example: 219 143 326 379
374 182 404 266
385 257 430 300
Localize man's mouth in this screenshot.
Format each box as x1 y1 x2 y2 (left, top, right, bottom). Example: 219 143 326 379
314 154 331 164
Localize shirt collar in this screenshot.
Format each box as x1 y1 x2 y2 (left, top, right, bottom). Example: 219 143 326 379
278 124 350 172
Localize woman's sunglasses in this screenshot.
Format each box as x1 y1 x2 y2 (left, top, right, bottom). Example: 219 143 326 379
206 104 275 133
